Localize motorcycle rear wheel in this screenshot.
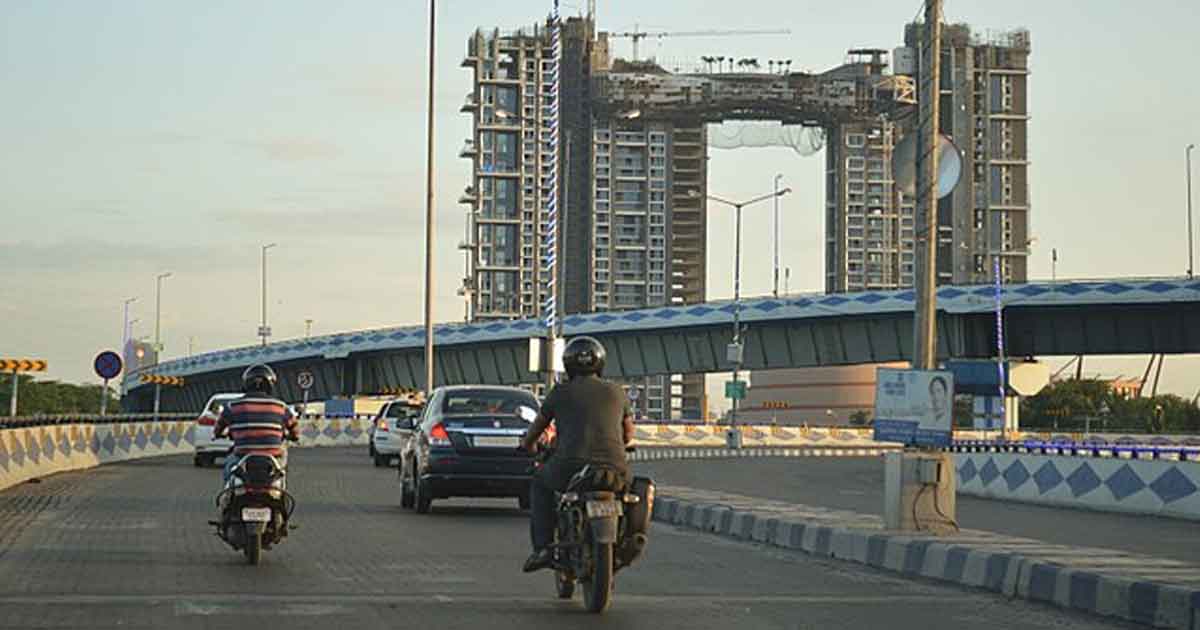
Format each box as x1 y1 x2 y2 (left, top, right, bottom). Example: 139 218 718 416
581 542 613 613
244 529 262 566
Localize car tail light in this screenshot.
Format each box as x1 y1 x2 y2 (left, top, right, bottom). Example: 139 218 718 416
429 423 451 446
198 416 216 427
377 419 389 432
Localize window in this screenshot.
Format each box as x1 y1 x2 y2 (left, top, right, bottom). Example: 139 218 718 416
846 133 866 148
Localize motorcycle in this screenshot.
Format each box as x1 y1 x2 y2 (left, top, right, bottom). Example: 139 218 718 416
533 446 655 613
209 448 297 565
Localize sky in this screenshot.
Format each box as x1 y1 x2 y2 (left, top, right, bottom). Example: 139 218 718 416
1 0 1198 401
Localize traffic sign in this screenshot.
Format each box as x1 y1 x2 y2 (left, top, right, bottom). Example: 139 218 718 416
724 380 747 400
141 374 185 386
94 351 123 380
0 359 47 372
627 387 640 401
297 371 315 391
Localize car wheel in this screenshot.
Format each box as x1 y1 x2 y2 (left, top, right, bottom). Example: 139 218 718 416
193 455 203 468
369 443 376 457
518 493 531 511
400 465 416 509
373 454 388 467
414 475 433 514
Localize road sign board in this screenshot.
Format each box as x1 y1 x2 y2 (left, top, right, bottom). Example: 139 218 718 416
724 380 747 400
0 359 47 372
627 387 640 401
297 371 315 390
141 374 185 386
94 351 123 380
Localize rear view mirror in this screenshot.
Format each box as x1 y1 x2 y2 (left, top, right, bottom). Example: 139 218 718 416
517 406 538 422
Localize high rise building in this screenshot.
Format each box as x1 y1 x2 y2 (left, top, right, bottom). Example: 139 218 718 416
460 19 707 419
903 23 1032 285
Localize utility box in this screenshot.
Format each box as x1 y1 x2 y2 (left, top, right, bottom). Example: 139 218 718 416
883 451 957 534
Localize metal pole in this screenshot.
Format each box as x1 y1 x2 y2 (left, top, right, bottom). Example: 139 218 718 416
100 378 109 416
421 0 437 395
994 255 1006 440
731 203 743 430
911 0 942 371
773 174 782 297
260 244 276 346
9 369 17 417
1187 144 1195 278
305 319 313 339
153 384 161 420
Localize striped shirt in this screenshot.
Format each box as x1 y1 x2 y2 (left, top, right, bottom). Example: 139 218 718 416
215 396 299 456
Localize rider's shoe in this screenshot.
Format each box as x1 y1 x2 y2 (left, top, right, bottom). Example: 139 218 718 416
522 548 554 573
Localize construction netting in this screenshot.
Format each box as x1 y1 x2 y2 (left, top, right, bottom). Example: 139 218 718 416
707 121 826 156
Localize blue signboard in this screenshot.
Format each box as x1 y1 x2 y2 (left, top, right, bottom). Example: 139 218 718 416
872 368 954 448
94 351 123 380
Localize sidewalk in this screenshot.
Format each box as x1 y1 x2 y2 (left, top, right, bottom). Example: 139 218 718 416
655 484 1200 629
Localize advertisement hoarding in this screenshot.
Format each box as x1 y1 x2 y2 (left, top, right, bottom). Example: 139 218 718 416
872 368 954 447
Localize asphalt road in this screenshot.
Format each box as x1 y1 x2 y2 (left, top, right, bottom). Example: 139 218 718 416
0 448 1135 630
634 456 1200 565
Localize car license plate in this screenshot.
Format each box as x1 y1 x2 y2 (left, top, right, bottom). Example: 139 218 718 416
241 507 271 522
474 436 520 448
585 500 621 518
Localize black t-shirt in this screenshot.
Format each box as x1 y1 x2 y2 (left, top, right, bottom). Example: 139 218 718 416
542 375 630 469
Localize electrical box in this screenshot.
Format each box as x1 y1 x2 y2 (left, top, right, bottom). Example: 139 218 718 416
918 459 942 485
726 342 744 364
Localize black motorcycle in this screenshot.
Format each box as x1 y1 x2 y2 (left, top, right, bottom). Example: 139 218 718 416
535 447 655 613
209 452 296 565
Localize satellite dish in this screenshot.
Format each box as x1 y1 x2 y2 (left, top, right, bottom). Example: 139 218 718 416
892 133 963 199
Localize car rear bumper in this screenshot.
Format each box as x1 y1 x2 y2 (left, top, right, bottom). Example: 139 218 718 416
419 473 531 499
195 443 232 455
373 439 402 456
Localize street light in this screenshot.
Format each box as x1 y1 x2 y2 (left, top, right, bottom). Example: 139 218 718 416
154 272 172 355
690 187 792 448
122 297 138 352
773 174 784 297
260 243 277 346
1187 143 1195 278
421 0 437 395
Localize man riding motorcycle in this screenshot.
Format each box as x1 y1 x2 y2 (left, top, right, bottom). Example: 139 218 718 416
213 363 300 485
519 336 635 573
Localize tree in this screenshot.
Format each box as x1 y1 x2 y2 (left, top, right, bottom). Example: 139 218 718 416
1019 379 1200 433
0 374 117 416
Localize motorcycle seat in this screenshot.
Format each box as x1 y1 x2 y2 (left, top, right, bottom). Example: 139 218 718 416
565 464 624 493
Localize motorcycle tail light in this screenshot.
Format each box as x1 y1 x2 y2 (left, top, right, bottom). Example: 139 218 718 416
429 423 451 446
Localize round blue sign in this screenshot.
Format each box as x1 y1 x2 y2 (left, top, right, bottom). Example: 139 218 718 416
94 351 123 380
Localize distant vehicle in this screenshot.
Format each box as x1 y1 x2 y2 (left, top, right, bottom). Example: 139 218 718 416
371 399 423 467
399 385 541 513
193 393 241 467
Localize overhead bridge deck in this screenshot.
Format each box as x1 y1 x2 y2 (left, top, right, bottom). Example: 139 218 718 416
124 277 1200 412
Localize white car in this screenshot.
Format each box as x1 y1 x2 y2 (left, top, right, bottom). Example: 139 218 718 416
372 399 423 467
193 393 241 468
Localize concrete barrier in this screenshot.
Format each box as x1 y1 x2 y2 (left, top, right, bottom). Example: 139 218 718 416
955 451 1200 521
0 416 371 492
631 424 889 449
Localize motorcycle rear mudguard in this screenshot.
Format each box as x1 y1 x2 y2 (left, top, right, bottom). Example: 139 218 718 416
588 515 620 544
616 477 655 569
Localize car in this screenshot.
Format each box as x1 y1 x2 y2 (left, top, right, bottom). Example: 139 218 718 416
399 385 542 513
193 393 241 467
372 399 423 467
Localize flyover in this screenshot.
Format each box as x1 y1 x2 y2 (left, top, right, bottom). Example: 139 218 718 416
124 276 1200 411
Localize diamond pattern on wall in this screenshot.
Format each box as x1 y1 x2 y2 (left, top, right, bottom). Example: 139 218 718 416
958 458 978 484
1033 461 1064 495
1066 463 1102 497
1104 464 1146 500
1149 467 1198 504
1003 460 1030 491
979 458 1001 486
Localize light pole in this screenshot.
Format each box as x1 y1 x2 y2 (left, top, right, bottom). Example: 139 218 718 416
988 238 1035 440
153 272 171 419
773 173 784 297
1187 143 1195 278
421 0 437 395
122 297 138 352
305 319 314 339
692 187 792 448
260 243 277 346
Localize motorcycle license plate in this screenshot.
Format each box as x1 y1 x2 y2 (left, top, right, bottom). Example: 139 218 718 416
241 507 272 522
585 500 621 518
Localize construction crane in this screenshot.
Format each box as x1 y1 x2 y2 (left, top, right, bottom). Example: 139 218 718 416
608 26 791 62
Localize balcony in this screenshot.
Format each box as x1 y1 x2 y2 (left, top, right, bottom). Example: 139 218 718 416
459 94 478 113
459 141 477 158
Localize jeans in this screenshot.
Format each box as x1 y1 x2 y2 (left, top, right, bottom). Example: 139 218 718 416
529 475 557 551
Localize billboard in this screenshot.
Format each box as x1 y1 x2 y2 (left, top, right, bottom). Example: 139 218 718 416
872 368 954 447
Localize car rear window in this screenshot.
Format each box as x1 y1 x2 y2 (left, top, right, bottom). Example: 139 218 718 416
206 397 235 414
386 403 421 419
441 389 537 415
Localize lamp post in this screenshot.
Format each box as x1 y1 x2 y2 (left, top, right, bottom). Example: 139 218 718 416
1187 143 1195 278
988 238 1035 440
421 0 437 395
692 187 792 448
260 243 277 346
773 173 784 297
153 272 171 419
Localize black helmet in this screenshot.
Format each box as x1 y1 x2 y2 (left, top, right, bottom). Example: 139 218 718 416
563 336 606 378
242 364 277 395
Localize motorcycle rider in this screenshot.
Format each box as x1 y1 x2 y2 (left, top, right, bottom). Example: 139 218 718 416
519 336 635 573
213 363 300 486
